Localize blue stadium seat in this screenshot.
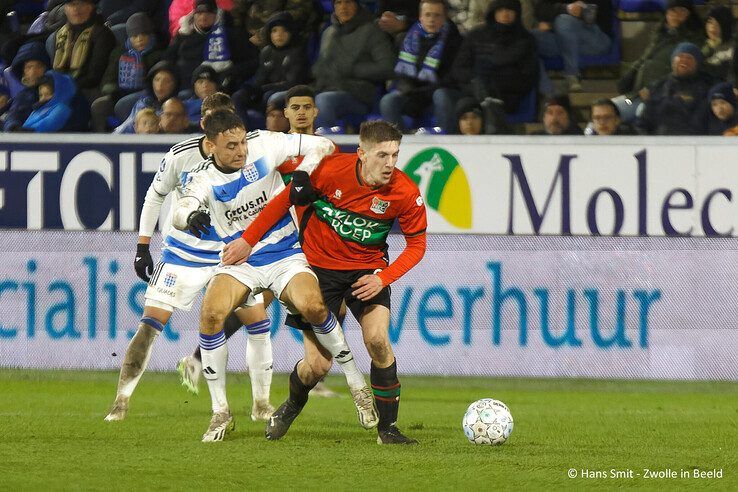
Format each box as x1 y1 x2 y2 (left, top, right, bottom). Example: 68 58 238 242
541 17 621 71
110 23 128 46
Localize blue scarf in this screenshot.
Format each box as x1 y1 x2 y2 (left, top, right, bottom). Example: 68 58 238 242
118 38 154 91
394 21 449 84
203 21 231 65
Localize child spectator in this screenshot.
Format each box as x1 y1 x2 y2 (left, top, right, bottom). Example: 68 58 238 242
91 12 163 132
455 97 484 135
234 12 309 118
183 64 221 125
22 71 76 132
707 82 738 135
3 42 50 132
701 6 733 82
133 107 160 134
0 85 10 121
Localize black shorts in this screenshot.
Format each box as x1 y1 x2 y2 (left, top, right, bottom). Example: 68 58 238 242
285 265 392 331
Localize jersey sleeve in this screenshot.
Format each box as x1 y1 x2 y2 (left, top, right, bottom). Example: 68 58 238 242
180 169 211 207
151 150 181 196
397 185 428 237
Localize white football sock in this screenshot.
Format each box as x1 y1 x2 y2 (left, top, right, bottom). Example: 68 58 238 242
118 319 161 398
200 330 229 413
312 312 366 390
245 319 272 401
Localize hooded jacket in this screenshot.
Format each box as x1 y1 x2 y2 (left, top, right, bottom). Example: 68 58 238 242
702 6 734 81
706 82 738 135
312 6 396 106
3 42 50 131
252 12 309 95
23 71 76 132
452 0 538 112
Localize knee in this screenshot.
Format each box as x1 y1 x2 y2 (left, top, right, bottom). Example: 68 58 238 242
365 335 392 363
300 296 329 325
200 304 228 334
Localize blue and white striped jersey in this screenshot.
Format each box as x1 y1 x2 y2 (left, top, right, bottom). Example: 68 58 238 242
173 130 332 267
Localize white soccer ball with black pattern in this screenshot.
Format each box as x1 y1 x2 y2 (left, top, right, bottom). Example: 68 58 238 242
462 398 514 445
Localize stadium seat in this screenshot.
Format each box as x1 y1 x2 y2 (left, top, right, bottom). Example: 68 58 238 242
110 23 127 46
541 17 621 71
3 66 24 97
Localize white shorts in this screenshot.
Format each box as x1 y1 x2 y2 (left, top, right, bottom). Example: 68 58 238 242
215 252 316 310
145 262 264 312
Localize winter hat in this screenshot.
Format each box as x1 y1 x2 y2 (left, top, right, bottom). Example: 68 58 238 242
10 42 51 80
664 0 693 11
455 97 482 119
707 6 733 42
708 82 737 107
265 11 295 34
671 42 702 65
194 0 217 14
192 64 219 85
126 12 154 38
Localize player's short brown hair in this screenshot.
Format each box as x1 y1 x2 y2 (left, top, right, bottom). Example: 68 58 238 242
285 84 315 104
359 120 402 147
202 110 245 140
201 92 235 117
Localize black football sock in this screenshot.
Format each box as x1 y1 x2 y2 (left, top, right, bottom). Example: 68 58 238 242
288 362 317 410
371 359 401 431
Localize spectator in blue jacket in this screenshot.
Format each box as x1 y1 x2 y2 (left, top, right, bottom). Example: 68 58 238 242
22 71 76 132
183 64 221 125
3 42 50 131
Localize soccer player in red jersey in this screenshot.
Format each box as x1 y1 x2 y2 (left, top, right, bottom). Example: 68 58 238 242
223 121 427 444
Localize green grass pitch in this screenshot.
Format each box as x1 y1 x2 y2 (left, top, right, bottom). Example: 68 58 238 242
0 370 736 490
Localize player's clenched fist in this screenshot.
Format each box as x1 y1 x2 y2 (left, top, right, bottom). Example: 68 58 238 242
186 210 211 238
133 243 154 282
222 237 253 266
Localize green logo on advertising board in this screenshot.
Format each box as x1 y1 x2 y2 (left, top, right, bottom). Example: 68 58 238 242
403 147 472 228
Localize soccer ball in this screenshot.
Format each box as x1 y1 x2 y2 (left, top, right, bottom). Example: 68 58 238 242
462 398 514 445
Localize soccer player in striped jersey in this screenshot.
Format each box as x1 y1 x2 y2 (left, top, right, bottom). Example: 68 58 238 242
223 121 427 444
172 110 377 442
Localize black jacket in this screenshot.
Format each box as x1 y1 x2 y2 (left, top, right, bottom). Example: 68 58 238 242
452 5 538 112
638 71 714 135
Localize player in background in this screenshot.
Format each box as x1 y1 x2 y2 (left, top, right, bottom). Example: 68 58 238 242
106 94 268 422
223 121 427 444
280 84 339 398
172 110 377 441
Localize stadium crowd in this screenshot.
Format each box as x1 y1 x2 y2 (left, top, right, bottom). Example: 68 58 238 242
0 0 737 135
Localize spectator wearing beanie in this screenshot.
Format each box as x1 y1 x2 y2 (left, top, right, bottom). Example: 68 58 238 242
707 82 738 135
51 0 117 101
614 0 703 122
183 64 221 125
114 60 180 133
452 0 537 134
531 94 581 135
3 42 50 131
91 12 163 132
165 0 257 93
455 97 484 135
231 0 318 48
637 42 713 135
701 6 734 82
